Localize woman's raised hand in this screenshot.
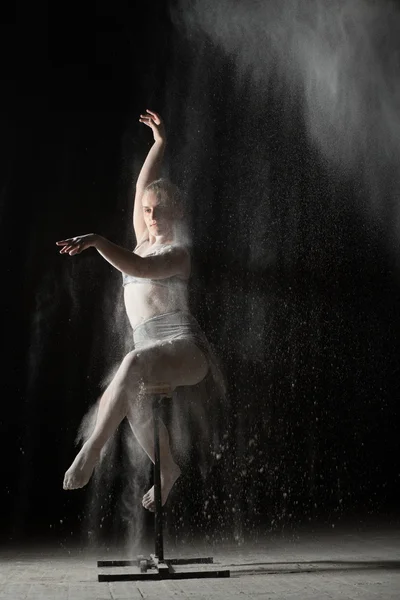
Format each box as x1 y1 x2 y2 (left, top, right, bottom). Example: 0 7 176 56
56 233 98 256
139 109 166 143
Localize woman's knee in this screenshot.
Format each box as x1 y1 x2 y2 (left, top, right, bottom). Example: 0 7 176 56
121 348 165 385
119 350 143 384
131 345 165 379
118 349 161 391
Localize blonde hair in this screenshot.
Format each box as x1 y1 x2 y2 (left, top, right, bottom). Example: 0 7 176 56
144 178 182 211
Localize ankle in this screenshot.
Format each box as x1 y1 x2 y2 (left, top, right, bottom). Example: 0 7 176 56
161 462 181 479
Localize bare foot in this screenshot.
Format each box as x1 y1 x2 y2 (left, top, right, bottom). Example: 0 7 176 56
63 443 100 490
142 464 181 511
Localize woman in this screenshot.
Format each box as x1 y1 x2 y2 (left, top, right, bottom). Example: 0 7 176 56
57 110 221 512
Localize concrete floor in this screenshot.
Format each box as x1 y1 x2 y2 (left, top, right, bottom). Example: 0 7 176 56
1 522 399 599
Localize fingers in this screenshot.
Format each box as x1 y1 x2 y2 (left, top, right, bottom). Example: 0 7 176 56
60 245 81 255
56 237 85 255
139 116 153 128
59 245 72 254
139 114 155 125
139 109 162 127
145 108 161 124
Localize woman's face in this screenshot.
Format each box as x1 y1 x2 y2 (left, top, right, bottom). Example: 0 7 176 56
142 191 175 237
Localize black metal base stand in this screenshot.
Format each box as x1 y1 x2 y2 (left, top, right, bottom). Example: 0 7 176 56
98 385 230 581
98 554 230 581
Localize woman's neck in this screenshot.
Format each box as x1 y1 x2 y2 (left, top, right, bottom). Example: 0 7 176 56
150 234 174 246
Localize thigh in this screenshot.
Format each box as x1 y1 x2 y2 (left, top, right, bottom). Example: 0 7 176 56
135 339 209 390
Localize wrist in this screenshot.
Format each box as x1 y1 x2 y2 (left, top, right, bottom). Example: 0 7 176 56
92 234 104 249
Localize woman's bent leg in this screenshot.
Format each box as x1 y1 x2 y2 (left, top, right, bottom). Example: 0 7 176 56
127 339 208 510
64 338 208 505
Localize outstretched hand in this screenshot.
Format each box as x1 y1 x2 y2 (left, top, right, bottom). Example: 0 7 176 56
139 109 166 143
56 233 98 256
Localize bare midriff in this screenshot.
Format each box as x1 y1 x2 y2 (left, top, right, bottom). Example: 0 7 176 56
123 282 189 330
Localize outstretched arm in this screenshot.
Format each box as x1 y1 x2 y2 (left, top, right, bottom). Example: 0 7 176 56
133 109 166 245
56 233 189 280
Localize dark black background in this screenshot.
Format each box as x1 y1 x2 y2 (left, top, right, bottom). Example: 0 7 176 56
1 0 399 547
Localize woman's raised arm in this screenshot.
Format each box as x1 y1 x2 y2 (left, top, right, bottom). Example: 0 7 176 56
133 109 166 245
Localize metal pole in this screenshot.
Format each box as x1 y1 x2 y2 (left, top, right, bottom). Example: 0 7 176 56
152 396 164 561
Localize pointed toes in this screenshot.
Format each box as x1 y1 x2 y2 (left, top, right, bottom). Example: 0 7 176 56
142 497 155 511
